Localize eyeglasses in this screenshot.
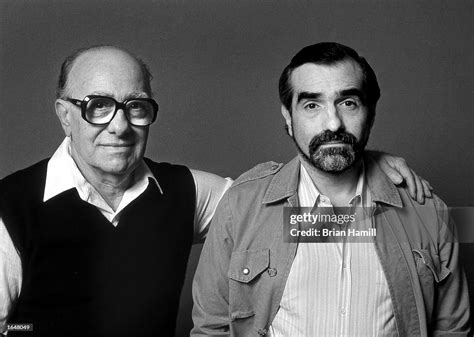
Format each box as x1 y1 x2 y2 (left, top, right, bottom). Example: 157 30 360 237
65 95 159 126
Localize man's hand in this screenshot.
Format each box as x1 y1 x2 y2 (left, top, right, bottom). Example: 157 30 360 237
370 151 433 204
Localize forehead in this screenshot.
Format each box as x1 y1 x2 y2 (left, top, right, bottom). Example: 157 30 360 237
290 60 363 99
66 48 147 99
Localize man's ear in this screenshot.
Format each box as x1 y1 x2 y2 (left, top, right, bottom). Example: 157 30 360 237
281 105 293 137
55 99 72 137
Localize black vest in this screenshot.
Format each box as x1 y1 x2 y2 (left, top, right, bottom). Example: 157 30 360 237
0 158 195 337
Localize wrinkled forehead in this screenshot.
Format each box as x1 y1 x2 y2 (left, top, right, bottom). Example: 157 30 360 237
65 48 148 100
290 60 364 98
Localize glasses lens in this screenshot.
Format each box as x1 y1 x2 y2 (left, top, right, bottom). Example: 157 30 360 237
125 100 156 126
85 97 115 124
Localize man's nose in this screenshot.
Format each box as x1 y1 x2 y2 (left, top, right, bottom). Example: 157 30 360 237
107 109 131 135
324 105 343 132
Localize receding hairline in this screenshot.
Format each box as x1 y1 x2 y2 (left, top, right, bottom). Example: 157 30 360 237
72 46 142 67
57 45 153 98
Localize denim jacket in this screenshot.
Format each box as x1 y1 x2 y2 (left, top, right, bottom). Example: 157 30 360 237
192 155 470 336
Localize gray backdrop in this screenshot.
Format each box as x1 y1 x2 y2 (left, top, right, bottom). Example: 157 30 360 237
0 1 472 335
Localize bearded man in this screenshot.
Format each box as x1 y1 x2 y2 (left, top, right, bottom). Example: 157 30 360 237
191 42 470 336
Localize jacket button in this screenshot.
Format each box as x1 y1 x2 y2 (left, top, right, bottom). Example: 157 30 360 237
267 268 277 277
271 164 279 170
242 268 250 275
257 328 267 335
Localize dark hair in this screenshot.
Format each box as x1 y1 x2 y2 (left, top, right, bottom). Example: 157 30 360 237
56 45 153 98
278 42 380 116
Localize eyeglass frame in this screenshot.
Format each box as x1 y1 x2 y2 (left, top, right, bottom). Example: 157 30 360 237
64 95 159 126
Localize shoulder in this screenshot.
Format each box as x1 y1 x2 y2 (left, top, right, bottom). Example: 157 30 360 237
143 158 189 172
143 158 192 180
232 161 283 188
395 186 451 240
0 159 50 211
190 169 231 193
0 159 49 191
396 183 448 213
143 158 195 194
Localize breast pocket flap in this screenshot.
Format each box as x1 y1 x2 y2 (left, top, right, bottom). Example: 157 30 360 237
228 249 270 283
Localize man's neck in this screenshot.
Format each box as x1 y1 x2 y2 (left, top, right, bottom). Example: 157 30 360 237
70 148 134 211
299 154 362 207
84 170 133 211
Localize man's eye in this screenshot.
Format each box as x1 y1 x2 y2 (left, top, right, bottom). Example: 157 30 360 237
91 100 113 110
304 103 318 110
341 100 358 108
129 102 143 110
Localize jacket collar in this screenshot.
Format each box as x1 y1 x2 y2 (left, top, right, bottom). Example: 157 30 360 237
262 156 300 204
262 154 403 208
364 154 402 208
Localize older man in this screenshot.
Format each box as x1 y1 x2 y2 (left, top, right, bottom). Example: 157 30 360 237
192 42 470 336
0 46 232 337
0 45 429 337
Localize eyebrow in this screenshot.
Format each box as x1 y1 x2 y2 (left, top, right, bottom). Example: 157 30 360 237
86 91 149 99
296 88 366 104
338 88 365 101
128 92 149 99
297 92 322 103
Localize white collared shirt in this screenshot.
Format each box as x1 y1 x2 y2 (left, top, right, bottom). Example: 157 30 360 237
43 137 161 226
270 163 397 337
0 137 233 333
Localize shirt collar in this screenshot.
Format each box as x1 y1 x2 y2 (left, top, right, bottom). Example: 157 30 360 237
43 137 161 203
299 161 365 207
262 153 400 207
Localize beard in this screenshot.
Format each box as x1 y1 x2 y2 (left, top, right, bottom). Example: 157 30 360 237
296 129 368 173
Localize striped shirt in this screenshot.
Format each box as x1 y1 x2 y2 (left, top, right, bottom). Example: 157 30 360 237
269 164 397 336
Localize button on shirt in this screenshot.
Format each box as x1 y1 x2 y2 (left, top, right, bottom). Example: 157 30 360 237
0 137 233 333
270 164 397 337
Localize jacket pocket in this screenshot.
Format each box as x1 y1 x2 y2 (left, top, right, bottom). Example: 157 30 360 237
412 249 451 323
227 249 270 321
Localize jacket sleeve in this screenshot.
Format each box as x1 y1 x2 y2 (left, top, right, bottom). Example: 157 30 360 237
431 196 471 336
191 191 234 336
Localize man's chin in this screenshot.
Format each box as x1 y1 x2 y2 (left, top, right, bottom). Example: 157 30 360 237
97 158 137 177
310 148 358 173
312 154 354 173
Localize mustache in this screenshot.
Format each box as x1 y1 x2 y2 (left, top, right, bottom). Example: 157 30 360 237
309 130 359 153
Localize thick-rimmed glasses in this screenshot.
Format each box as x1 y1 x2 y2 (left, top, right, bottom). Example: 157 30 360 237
65 95 158 126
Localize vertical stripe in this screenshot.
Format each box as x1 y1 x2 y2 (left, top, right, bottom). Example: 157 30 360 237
270 164 397 336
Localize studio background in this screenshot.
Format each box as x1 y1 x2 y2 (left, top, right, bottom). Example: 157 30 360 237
0 1 472 335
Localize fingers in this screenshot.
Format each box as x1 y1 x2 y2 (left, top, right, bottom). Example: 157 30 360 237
421 179 433 198
373 152 433 202
399 165 416 199
387 170 403 185
425 179 433 192
380 156 417 199
378 158 404 185
414 171 425 204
